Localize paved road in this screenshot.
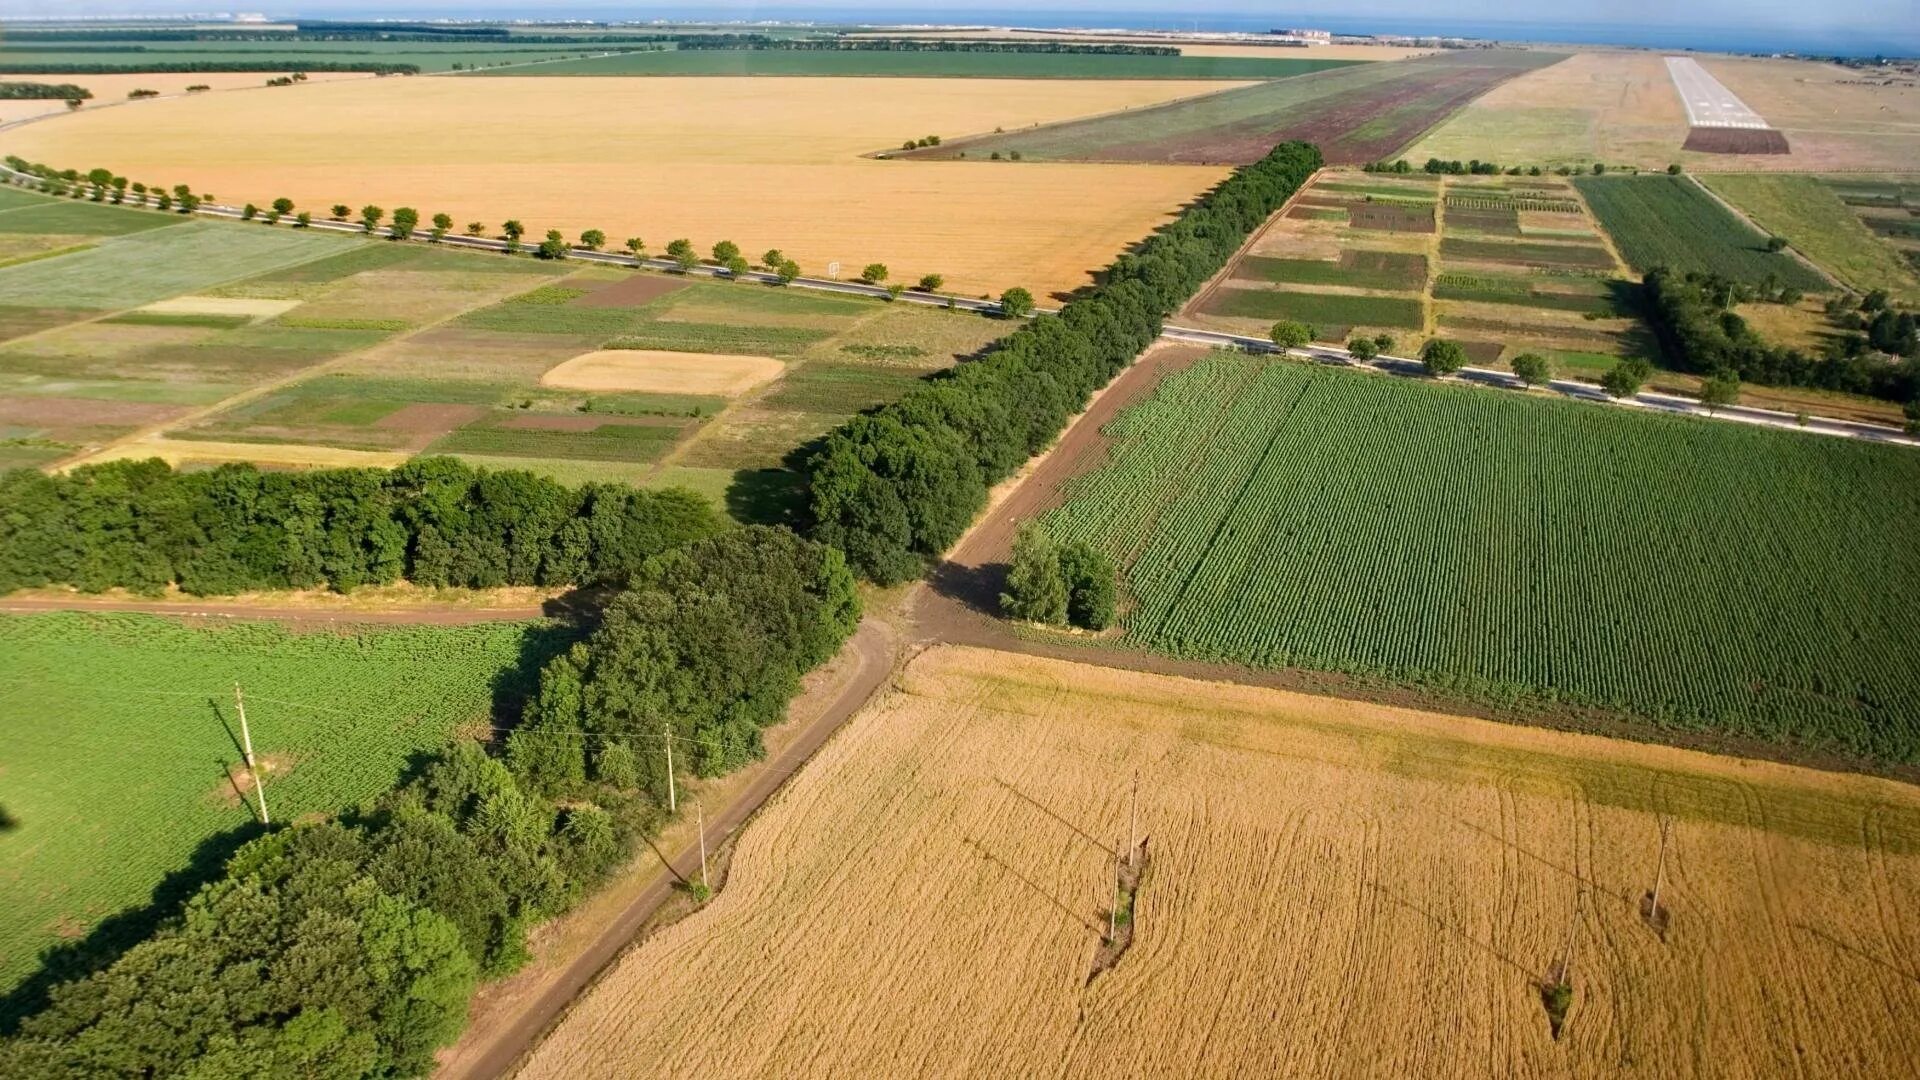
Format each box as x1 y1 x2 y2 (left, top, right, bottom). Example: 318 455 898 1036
1666 56 1771 130
435 618 899 1080
1 168 1908 449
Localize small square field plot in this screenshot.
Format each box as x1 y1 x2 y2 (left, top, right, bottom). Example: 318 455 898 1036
1575 175 1826 289
1187 172 1434 343
1431 175 1647 370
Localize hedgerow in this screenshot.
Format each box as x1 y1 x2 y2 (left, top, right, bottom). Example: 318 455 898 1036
805 140 1323 583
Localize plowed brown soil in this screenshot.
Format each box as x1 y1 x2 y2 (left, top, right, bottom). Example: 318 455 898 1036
517 645 1920 1078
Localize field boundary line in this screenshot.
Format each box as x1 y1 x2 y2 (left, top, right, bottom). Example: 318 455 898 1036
1187 167 1324 316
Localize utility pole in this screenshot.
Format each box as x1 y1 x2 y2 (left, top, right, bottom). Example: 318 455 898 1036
1128 771 1139 872
697 799 709 890
1108 833 1122 944
233 683 269 826
1556 891 1585 984
1648 815 1671 930
663 721 676 813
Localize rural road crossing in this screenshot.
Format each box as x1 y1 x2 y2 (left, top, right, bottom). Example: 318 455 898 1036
1 168 1910 449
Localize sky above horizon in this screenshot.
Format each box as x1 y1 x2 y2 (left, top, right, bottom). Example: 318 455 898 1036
3 0 1912 52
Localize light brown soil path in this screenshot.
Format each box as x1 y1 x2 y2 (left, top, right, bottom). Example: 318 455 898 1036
434 616 901 1080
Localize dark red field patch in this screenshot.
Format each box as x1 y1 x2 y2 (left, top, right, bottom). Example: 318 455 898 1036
571 274 690 308
1682 127 1791 155
1350 202 1435 233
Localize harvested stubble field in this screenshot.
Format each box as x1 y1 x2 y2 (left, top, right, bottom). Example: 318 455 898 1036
0 612 553 1012
2 75 1242 298
904 51 1565 165
520 644 1920 1078
1575 175 1828 289
1040 352 1920 765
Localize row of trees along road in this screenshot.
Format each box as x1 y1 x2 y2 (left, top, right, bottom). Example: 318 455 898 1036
0 526 859 1076
805 140 1323 584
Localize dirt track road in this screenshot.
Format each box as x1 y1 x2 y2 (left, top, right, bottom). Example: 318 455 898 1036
434 617 900 1080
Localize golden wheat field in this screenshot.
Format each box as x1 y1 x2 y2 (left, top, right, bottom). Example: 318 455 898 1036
519 645 1920 1079
3 76 1239 298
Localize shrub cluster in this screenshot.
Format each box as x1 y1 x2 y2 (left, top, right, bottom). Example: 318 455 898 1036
510 527 862 788
806 140 1323 583
1001 523 1115 630
0 457 722 596
0 82 90 99
1643 268 1919 403
0 743 628 1077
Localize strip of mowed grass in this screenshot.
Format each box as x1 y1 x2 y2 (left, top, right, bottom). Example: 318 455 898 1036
429 416 689 462
473 49 1361 79
1236 251 1427 291
1440 236 1616 271
1208 288 1424 329
0 612 554 1005
0 198 183 237
0 221 352 309
758 360 940 414
1042 352 1920 764
1701 174 1920 302
1574 175 1827 290
586 391 727 418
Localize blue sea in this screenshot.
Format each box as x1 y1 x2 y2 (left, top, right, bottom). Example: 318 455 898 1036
310 5 1917 58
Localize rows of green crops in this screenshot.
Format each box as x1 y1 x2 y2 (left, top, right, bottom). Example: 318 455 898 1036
0 613 559 1003
1042 352 1920 764
1574 175 1828 289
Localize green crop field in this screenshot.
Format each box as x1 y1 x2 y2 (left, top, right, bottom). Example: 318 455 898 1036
1438 236 1616 271
1041 352 1920 764
1207 288 1424 329
0 40 643 73
471 49 1359 79
1575 175 1828 289
1701 173 1920 302
0 200 184 238
1432 271 1620 314
0 612 558 1010
0 219 352 309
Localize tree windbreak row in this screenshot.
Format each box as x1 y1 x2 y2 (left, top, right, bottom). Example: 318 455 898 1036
0 456 723 596
806 140 1324 583
1641 267 1920 404
0 527 860 1076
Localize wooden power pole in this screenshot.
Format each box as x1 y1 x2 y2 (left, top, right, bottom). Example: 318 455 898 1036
1128 771 1138 871
233 683 269 826
697 799 709 889
1648 815 1671 931
663 721 676 813
1556 891 1585 984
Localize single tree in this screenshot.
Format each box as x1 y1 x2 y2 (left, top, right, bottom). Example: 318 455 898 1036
1058 540 1116 631
1420 338 1467 376
712 239 741 264
1510 352 1551 387
762 248 784 269
859 263 889 285
536 229 569 260
1699 371 1740 413
109 176 128 204
886 282 905 300
1600 356 1653 398
465 221 486 237
330 203 350 220
156 192 172 211
240 203 259 221
665 238 694 260
295 210 312 228
1345 337 1379 362
1000 286 1034 318
1592 162 1607 175
902 139 918 151
625 237 646 257
389 206 419 240
579 228 606 251
1765 235 1788 253
359 205 384 233
917 272 944 292
430 212 453 241
1373 333 1396 355
724 253 750 279
1270 320 1313 350
503 219 526 243
1667 163 1683 175
271 197 294 218
176 191 199 214
776 259 801 285
1001 523 1068 626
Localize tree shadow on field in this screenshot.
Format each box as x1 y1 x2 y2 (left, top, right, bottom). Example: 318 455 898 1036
0 805 18 832
0 824 260 1035
961 834 1102 937
995 776 1114 857
1792 922 1920 987
927 558 1009 618
1365 880 1536 979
